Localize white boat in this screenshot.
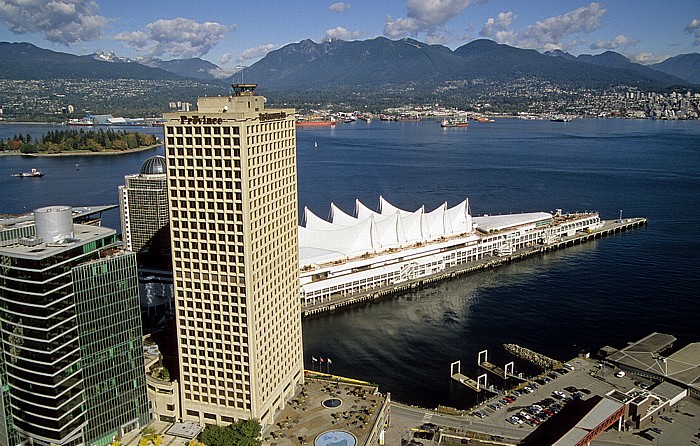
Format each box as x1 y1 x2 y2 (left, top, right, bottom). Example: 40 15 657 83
12 168 44 177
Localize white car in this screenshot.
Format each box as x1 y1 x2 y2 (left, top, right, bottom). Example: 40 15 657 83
615 371 626 378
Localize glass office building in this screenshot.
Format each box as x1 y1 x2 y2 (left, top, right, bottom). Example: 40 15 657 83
119 155 170 266
0 206 149 446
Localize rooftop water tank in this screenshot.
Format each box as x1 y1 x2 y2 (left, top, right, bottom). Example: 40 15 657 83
34 206 73 243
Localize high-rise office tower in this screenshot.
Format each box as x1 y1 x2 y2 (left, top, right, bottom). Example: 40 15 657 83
163 84 303 425
119 155 171 266
0 206 150 446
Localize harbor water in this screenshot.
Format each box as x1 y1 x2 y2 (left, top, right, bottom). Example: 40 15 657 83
0 118 698 409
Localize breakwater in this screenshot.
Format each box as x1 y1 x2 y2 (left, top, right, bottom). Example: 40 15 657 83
302 217 647 317
503 343 562 369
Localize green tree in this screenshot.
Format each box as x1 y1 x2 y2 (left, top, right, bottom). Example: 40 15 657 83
199 419 261 446
20 143 39 153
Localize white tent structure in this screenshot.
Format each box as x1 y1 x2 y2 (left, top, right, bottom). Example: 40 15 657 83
299 197 473 266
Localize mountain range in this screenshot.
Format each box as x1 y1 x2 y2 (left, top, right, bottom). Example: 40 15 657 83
651 53 700 85
238 38 694 95
0 38 697 94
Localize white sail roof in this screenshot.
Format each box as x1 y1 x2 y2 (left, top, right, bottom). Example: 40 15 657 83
379 196 423 217
355 199 382 221
303 207 336 230
299 197 475 265
375 212 405 247
425 202 450 239
401 208 427 243
299 216 375 259
446 199 472 234
330 202 359 227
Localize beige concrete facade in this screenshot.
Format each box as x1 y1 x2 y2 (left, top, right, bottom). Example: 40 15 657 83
163 84 303 426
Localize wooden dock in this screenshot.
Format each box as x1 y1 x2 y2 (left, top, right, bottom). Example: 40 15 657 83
479 361 506 378
451 373 481 392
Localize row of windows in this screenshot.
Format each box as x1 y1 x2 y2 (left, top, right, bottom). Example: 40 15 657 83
167 125 239 135
168 136 240 147
185 393 250 410
168 167 240 182
247 120 294 134
167 147 241 158
246 131 293 146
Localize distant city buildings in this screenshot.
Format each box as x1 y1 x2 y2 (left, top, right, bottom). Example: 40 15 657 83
169 101 192 112
163 84 303 425
0 206 149 446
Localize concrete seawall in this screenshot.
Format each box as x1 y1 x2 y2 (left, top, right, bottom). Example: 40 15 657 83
302 217 647 317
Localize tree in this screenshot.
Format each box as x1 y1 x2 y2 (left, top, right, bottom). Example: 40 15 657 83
199 419 262 446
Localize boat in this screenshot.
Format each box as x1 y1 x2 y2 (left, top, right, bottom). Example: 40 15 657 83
396 114 421 122
550 115 572 122
475 116 495 123
12 168 44 178
67 117 94 126
441 118 469 128
296 117 336 127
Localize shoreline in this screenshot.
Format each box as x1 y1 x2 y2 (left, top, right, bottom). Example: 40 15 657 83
0 144 162 157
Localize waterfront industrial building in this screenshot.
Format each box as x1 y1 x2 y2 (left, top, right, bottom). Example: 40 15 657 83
605 332 700 399
0 206 149 446
299 197 603 307
162 84 304 426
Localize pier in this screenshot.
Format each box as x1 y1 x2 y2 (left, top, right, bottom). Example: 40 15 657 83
450 360 482 392
479 361 506 378
302 217 647 317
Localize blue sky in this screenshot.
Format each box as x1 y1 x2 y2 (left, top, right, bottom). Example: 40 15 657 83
0 0 697 77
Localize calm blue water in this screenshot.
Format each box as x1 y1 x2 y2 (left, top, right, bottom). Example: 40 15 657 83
1 119 698 409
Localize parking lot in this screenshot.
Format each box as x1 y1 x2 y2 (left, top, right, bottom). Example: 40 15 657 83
468 358 605 431
462 356 700 445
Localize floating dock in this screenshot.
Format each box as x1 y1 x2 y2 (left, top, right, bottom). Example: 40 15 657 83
302 217 646 317
479 361 506 378
451 373 481 392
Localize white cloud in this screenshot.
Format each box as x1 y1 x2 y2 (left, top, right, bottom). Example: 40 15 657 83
629 52 668 65
589 34 638 50
324 26 365 41
114 18 230 59
219 52 232 65
521 2 606 46
480 11 514 37
479 11 516 43
477 3 607 51
208 66 242 79
384 0 478 40
685 18 700 46
0 0 107 45
237 43 278 62
329 2 350 13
